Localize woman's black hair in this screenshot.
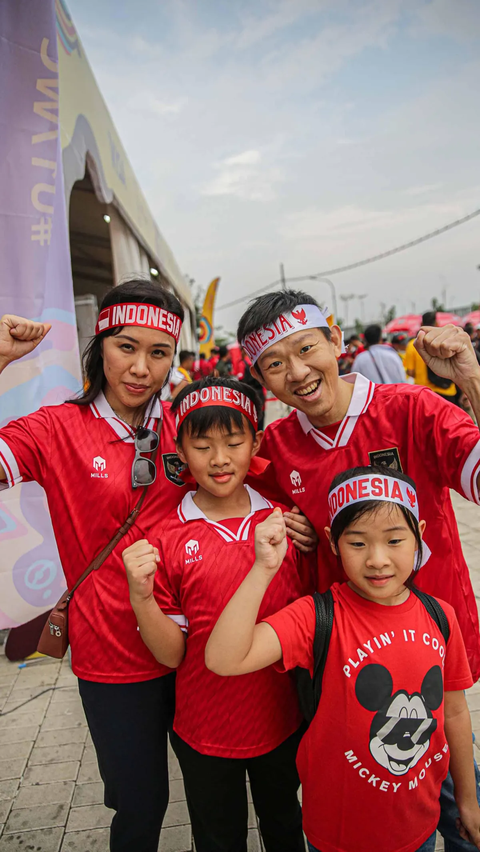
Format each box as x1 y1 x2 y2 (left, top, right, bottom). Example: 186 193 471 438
70 278 184 407
236 288 332 346
172 377 261 443
329 465 423 574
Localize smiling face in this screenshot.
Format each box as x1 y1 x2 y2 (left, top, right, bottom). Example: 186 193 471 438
253 326 353 426
102 325 175 418
328 504 425 606
176 419 262 502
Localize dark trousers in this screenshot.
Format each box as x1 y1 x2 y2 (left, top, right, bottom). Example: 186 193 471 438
79 674 175 852
171 726 305 852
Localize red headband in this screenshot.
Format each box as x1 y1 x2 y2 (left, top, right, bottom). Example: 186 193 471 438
95 302 182 343
176 386 258 431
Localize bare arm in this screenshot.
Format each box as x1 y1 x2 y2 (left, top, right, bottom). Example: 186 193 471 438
0 314 52 482
444 690 480 848
205 508 285 676
170 379 190 400
122 540 186 669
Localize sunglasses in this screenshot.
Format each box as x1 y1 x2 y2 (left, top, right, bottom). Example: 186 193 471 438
131 427 159 489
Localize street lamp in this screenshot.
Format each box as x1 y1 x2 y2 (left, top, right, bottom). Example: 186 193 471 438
357 294 367 324
340 294 355 327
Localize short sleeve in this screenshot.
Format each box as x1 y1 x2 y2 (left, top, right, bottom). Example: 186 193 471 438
262 595 315 673
153 539 188 632
443 605 474 692
0 408 52 489
404 340 416 373
414 388 480 504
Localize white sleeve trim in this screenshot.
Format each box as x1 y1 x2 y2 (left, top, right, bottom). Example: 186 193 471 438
460 440 480 505
0 437 22 489
166 613 189 633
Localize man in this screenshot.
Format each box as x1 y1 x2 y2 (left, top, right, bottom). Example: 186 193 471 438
170 349 194 400
390 331 409 364
238 288 480 848
215 345 232 377
353 324 406 384
405 310 457 399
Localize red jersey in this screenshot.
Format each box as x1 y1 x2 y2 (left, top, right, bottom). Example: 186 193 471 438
265 582 472 852
259 373 480 679
0 392 187 683
152 486 311 758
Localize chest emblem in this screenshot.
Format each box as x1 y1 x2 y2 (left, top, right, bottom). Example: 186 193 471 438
368 447 403 472
289 469 305 494
162 453 186 487
91 456 108 479
185 539 202 564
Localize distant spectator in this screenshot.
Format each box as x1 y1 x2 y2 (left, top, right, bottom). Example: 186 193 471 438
192 352 212 380
208 347 220 372
405 311 456 399
215 345 232 377
354 324 406 384
390 332 409 365
170 350 195 400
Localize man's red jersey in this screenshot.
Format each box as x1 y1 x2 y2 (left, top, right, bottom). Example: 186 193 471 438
264 583 472 852
259 373 480 679
152 487 311 758
0 392 187 683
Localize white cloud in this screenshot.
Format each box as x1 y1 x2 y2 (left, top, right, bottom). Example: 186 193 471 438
224 150 261 166
202 150 282 201
126 92 187 116
403 184 443 196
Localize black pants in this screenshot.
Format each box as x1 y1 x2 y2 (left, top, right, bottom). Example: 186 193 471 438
79 674 175 852
171 727 305 852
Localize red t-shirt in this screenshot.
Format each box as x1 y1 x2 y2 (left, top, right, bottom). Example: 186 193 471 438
0 392 187 683
258 372 480 679
152 486 312 758
264 582 473 852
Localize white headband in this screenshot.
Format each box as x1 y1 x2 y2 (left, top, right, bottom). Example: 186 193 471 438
242 304 330 365
328 474 419 525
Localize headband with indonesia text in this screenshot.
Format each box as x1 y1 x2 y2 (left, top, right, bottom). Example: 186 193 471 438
175 385 258 431
95 303 182 343
242 304 332 365
328 474 419 525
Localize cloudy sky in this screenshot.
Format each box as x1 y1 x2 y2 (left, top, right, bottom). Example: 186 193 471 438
68 0 480 332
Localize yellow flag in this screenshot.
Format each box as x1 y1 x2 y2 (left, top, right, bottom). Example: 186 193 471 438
199 278 220 357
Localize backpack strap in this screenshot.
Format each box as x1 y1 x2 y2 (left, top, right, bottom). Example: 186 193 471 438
411 587 450 643
311 589 335 713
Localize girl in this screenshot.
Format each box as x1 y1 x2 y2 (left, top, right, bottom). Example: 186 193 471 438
122 377 316 852
206 466 480 852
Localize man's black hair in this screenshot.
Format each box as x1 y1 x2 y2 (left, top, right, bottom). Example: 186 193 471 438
200 353 206 360
328 465 423 573
218 345 229 358
237 289 331 345
179 349 194 364
364 324 382 347
172 376 261 443
422 310 436 326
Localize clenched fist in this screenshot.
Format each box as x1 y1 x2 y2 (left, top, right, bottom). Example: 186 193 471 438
122 539 159 605
0 314 51 369
254 508 288 574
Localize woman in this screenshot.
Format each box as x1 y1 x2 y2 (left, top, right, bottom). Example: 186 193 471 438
0 279 187 852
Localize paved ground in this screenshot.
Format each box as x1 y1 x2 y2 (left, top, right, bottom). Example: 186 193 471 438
1 491 480 851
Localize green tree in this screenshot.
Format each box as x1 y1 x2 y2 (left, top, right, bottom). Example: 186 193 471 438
431 297 445 313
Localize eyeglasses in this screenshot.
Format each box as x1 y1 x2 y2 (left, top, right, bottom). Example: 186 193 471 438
132 427 159 489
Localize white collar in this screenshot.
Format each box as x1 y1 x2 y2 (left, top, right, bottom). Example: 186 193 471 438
296 373 375 450
90 390 162 443
177 485 273 543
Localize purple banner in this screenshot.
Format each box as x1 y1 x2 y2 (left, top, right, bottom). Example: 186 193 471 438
0 1 81 627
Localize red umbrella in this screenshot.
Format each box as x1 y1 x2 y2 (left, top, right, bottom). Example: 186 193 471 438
435 312 463 327
462 311 480 328
384 315 421 337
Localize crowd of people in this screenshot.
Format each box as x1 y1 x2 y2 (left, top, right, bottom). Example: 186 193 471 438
2 282 480 852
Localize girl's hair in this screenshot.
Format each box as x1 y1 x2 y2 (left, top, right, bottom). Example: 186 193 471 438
70 278 184 407
329 465 423 573
172 377 261 443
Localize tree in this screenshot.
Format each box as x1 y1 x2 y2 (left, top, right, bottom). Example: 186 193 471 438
379 303 396 325
354 318 364 335
431 297 445 313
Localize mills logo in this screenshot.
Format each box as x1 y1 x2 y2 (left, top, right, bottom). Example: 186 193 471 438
91 456 108 479
185 539 202 564
290 469 305 495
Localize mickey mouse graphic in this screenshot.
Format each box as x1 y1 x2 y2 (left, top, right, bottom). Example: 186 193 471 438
355 664 443 776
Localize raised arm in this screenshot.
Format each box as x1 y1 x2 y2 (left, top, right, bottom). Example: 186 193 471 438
122 539 186 669
205 508 286 676
0 314 51 482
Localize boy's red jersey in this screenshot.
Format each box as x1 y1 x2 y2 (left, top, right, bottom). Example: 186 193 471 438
264 582 473 852
0 392 187 683
259 373 480 679
153 487 311 758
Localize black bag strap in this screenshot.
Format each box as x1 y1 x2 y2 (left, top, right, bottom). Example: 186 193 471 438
368 348 387 384
410 587 450 643
311 589 334 712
